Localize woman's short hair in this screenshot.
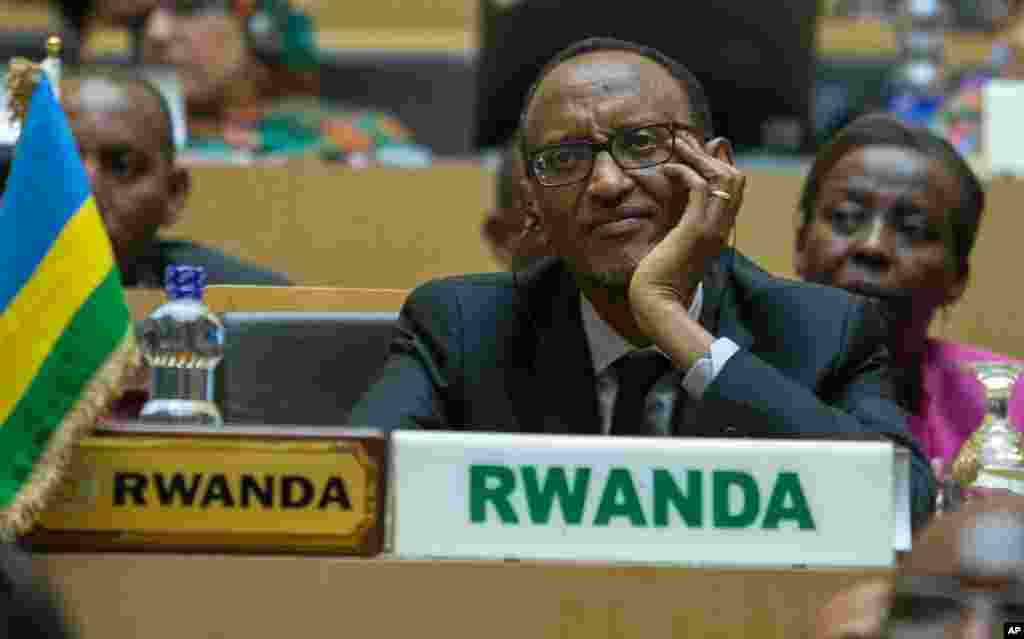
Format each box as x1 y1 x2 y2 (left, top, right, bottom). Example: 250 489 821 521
798 113 985 277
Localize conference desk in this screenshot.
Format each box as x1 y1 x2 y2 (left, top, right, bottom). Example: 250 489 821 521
167 160 1024 360
34 551 887 638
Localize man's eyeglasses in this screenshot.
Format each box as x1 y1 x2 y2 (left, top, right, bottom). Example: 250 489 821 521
528 123 691 188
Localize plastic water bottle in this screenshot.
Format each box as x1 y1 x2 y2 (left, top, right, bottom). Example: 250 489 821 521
887 0 949 127
139 265 224 426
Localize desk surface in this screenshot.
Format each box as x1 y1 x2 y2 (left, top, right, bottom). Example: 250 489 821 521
35 552 887 639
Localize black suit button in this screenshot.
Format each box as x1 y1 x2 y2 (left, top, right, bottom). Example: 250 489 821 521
724 426 738 435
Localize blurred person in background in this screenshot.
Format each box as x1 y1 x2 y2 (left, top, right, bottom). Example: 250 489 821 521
884 494 1024 638
140 0 415 161
0 542 75 638
932 5 1024 160
481 132 550 271
816 494 1024 639
794 113 1023 479
64 68 290 286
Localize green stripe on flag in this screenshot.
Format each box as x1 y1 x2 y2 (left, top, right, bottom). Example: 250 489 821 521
0 270 129 507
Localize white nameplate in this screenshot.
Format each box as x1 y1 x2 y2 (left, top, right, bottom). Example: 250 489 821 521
392 432 907 567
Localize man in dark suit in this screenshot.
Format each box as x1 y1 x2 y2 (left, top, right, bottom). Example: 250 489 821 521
350 37 935 529
63 69 290 287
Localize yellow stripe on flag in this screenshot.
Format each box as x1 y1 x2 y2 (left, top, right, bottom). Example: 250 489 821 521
0 198 113 425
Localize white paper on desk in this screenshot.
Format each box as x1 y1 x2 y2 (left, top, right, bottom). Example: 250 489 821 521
983 79 1024 177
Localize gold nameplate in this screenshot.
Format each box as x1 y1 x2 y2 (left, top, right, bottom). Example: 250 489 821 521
27 424 386 555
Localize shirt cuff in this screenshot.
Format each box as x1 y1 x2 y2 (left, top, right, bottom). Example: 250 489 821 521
680 337 741 399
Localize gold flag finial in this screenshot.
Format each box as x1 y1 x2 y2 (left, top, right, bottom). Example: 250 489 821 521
46 36 61 59
6 57 41 128
5 35 62 128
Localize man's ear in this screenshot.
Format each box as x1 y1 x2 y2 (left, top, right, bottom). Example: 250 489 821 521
521 200 548 246
519 175 546 238
793 242 807 278
705 137 735 165
164 166 190 227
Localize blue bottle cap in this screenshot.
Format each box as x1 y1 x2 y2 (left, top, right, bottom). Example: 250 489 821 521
164 265 207 301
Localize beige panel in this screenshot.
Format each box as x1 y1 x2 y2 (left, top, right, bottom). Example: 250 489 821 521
302 0 476 31
0 1 54 28
36 552 887 639
818 16 993 65
165 161 500 289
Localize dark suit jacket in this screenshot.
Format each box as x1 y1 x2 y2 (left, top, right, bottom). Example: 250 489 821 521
349 248 936 529
123 239 292 288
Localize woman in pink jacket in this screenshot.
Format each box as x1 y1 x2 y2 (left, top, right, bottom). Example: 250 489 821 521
794 113 1023 476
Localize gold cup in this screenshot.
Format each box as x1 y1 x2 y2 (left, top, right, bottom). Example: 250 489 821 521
950 362 1024 495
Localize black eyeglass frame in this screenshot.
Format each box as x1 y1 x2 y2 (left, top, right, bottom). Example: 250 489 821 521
525 122 704 188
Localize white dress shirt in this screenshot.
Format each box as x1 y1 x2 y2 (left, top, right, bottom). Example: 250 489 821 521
580 284 740 434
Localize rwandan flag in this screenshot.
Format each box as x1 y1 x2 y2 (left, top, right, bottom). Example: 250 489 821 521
0 75 136 539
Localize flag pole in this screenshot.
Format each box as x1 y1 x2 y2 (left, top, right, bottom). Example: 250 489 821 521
41 36 62 102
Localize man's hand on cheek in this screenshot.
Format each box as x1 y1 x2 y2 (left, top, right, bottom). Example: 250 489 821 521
627 134 745 369
630 134 744 308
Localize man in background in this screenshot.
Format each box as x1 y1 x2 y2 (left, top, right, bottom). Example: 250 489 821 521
0 543 75 638
816 495 1024 639
63 69 289 287
884 495 1024 638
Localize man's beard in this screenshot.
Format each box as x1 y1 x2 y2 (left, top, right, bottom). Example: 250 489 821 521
570 238 654 292
572 258 640 294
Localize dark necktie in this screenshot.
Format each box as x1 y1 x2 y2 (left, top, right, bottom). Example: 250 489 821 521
610 350 670 436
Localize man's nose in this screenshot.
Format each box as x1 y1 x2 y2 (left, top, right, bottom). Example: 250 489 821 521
586 151 632 202
851 216 894 271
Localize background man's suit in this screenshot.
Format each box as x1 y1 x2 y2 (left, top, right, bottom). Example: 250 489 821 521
350 248 936 528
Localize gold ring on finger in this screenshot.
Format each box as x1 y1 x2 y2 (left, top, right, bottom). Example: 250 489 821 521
710 189 732 201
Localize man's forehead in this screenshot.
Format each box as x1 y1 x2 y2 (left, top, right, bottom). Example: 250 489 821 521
524 51 689 141
66 77 169 140
67 77 134 112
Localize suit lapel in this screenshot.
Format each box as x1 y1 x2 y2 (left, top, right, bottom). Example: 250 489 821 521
516 251 759 437
514 260 601 435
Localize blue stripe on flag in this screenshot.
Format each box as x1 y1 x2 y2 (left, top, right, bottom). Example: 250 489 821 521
0 77 91 313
